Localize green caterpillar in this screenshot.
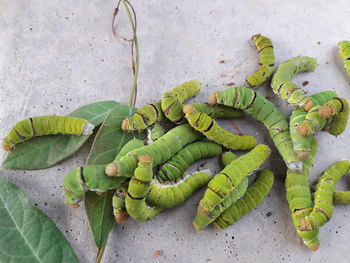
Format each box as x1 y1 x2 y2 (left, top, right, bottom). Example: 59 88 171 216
64 138 144 207
121 101 165 131
209 86 301 171
125 155 163 221
297 98 349 137
299 160 350 231
246 34 275 87
106 124 203 177
338 41 350 75
183 105 257 151
121 102 242 132
195 144 270 225
271 56 318 111
213 169 274 230
324 98 349 136
193 152 249 230
157 141 222 182
285 138 319 250
161 80 201 123
290 91 338 160
146 170 212 208
2 115 94 151
112 185 129 223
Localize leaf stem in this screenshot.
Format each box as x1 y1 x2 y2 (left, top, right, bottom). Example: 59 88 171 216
113 0 139 107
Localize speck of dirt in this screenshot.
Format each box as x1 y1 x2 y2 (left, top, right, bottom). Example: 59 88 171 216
225 82 235 86
302 81 309 86
266 211 272 217
219 60 225 64
154 250 162 258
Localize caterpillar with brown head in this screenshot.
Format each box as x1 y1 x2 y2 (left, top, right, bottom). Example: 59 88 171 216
298 160 350 231
183 105 257 151
192 152 249 230
271 56 318 111
63 138 144 207
105 124 203 177
193 144 271 230
296 98 349 137
289 91 338 160
208 86 301 171
2 115 94 151
213 169 274 230
246 34 275 87
285 138 320 250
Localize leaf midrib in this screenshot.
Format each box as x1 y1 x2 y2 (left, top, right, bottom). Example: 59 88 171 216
0 191 41 263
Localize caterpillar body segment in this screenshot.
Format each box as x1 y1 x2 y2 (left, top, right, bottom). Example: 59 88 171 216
290 91 338 160
113 185 129 223
271 56 318 110
285 139 317 213
2 115 94 151
221 151 238 167
125 155 163 221
161 80 201 123
121 102 242 132
299 160 350 231
63 139 144 207
192 151 243 230
210 86 301 171
246 34 275 87
196 144 270 218
106 124 203 177
325 98 349 136
292 208 320 251
193 176 248 231
213 169 274 229
121 101 165 132
285 138 319 250
191 103 243 119
157 141 222 183
183 105 256 151
338 41 350 75
146 170 212 208
333 191 350 203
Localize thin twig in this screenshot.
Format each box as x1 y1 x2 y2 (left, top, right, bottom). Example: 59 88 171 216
112 0 139 107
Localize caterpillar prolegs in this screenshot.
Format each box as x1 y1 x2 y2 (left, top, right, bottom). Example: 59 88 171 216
2 115 94 151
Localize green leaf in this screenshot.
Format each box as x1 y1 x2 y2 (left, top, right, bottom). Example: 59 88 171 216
0 176 79 263
2 101 119 170
84 104 144 252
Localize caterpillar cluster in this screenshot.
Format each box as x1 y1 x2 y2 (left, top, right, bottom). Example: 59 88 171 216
4 34 350 253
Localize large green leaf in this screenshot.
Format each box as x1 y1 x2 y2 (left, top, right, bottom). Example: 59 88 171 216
2 101 119 170
0 176 79 263
84 104 144 254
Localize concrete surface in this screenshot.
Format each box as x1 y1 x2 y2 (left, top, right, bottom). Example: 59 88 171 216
1 0 350 262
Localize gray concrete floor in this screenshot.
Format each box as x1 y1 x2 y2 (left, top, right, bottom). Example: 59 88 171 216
1 0 350 262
